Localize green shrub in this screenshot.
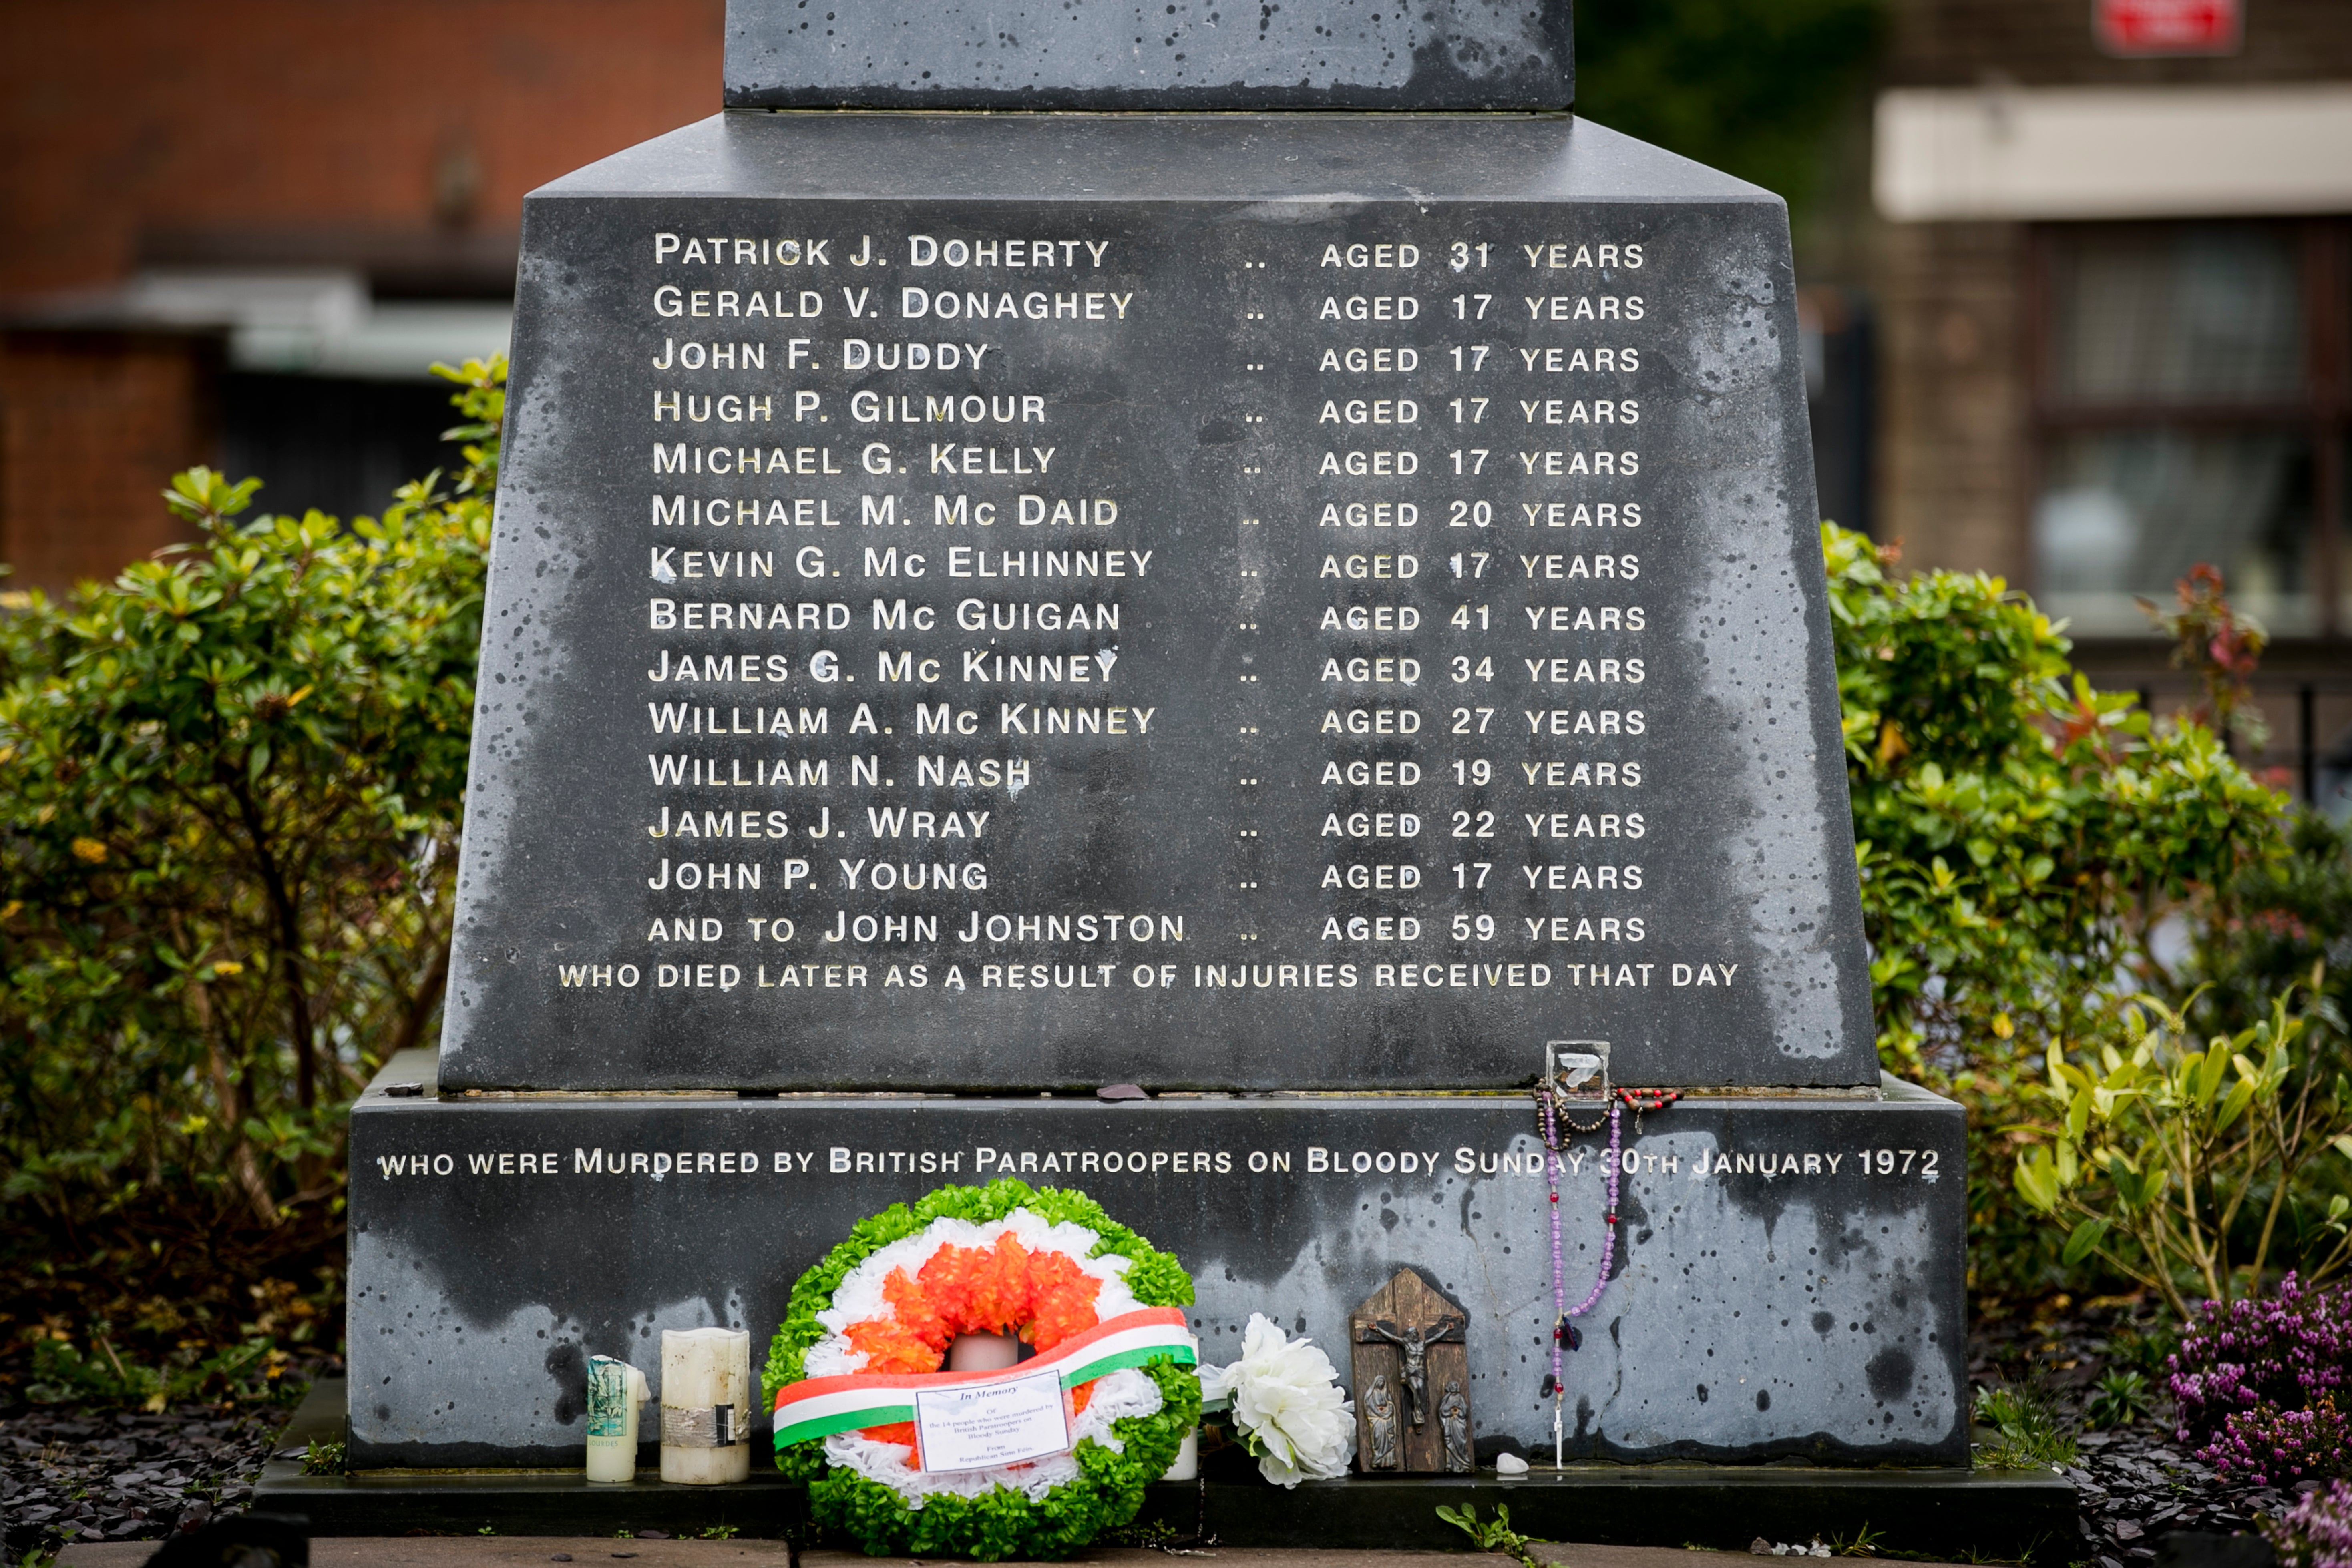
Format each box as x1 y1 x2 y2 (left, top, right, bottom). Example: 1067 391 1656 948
1823 524 2294 1298
2192 811 2352 1034
2083 1368 2153 1430
1825 524 2287 1071
2013 984 2352 1312
0 359 502 1384
24 1325 280 1409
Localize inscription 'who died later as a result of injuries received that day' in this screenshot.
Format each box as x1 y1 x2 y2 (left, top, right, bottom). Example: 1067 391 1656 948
442 202 1873 1093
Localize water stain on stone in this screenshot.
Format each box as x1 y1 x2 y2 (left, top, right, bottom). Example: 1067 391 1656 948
544 1341 587 1425
1866 1346 1914 1402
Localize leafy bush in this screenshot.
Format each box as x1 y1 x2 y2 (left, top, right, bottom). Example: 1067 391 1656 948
2014 986 2352 1313
2143 561 2270 754
2156 560 2352 1107
1823 526 2315 1300
0 359 501 1389
1825 524 2287 1073
2083 1369 2152 1430
2192 811 2352 1040
24 1325 281 1410
2170 1273 2352 1483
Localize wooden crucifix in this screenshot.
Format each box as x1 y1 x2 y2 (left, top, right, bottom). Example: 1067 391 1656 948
1349 1268 1472 1474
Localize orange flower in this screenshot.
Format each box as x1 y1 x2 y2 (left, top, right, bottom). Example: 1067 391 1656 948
1023 1250 1100 1352
949 1233 1030 1333
839 1229 1113 1447
864 1419 919 1452
881 1266 953 1357
844 1317 939 1375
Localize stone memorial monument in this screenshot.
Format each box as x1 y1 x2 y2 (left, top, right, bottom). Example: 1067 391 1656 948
339 0 1978 1530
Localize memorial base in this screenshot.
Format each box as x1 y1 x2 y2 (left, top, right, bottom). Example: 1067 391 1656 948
352 1052 1971 1472
263 1379 2074 1558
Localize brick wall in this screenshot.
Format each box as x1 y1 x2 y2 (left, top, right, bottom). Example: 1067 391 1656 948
1871 221 2028 578
0 331 217 593
0 0 719 588
0 0 720 302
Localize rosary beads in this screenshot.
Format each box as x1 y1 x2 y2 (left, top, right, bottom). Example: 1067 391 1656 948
1535 1082 1678 1462
1620 1085 1681 1131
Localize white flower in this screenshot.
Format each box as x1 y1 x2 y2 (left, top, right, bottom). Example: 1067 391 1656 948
1199 1313 1356 1488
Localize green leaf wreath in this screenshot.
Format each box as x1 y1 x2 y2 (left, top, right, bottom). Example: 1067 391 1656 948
765 1179 1198 1560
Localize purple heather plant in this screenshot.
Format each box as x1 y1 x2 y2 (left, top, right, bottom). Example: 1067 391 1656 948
2264 1478 2352 1568
2170 1274 2352 1484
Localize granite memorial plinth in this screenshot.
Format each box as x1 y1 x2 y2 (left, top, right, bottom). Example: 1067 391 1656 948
442 112 1873 1095
338 0 1990 1524
350 1052 1963 1469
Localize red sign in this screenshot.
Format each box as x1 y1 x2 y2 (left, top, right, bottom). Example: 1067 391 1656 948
2094 0 2244 56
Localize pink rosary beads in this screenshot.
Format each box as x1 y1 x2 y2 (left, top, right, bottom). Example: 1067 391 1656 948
1535 1081 1678 1466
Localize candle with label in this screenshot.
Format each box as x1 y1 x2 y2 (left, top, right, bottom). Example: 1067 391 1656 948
585 1356 649 1483
659 1328 751 1484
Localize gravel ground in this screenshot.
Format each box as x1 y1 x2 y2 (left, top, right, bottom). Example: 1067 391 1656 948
1 1399 287 1564
0 1301 2328 1567
2061 1427 2299 1566
1972 1296 2314 1567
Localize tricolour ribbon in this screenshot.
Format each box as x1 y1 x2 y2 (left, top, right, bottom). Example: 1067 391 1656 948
772 1306 1197 1448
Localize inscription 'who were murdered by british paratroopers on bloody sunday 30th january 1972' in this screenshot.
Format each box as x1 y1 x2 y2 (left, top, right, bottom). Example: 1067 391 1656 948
440 164 1876 1093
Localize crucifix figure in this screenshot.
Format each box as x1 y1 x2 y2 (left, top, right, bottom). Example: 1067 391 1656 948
1349 1268 1475 1474
1356 1311 1465 1427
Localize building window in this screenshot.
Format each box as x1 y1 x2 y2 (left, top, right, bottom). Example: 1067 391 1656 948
2029 219 2348 638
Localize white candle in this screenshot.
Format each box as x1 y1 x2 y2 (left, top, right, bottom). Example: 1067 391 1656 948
1160 1427 1199 1481
584 1356 647 1484
659 1327 751 1485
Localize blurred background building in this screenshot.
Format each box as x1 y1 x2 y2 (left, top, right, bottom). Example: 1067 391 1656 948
3 0 2347 800
1857 0 2352 809
0 0 718 589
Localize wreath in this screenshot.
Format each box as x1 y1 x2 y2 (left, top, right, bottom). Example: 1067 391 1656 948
764 1179 1199 1560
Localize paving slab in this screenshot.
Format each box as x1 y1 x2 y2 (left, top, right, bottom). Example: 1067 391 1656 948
59 1539 1967 1568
